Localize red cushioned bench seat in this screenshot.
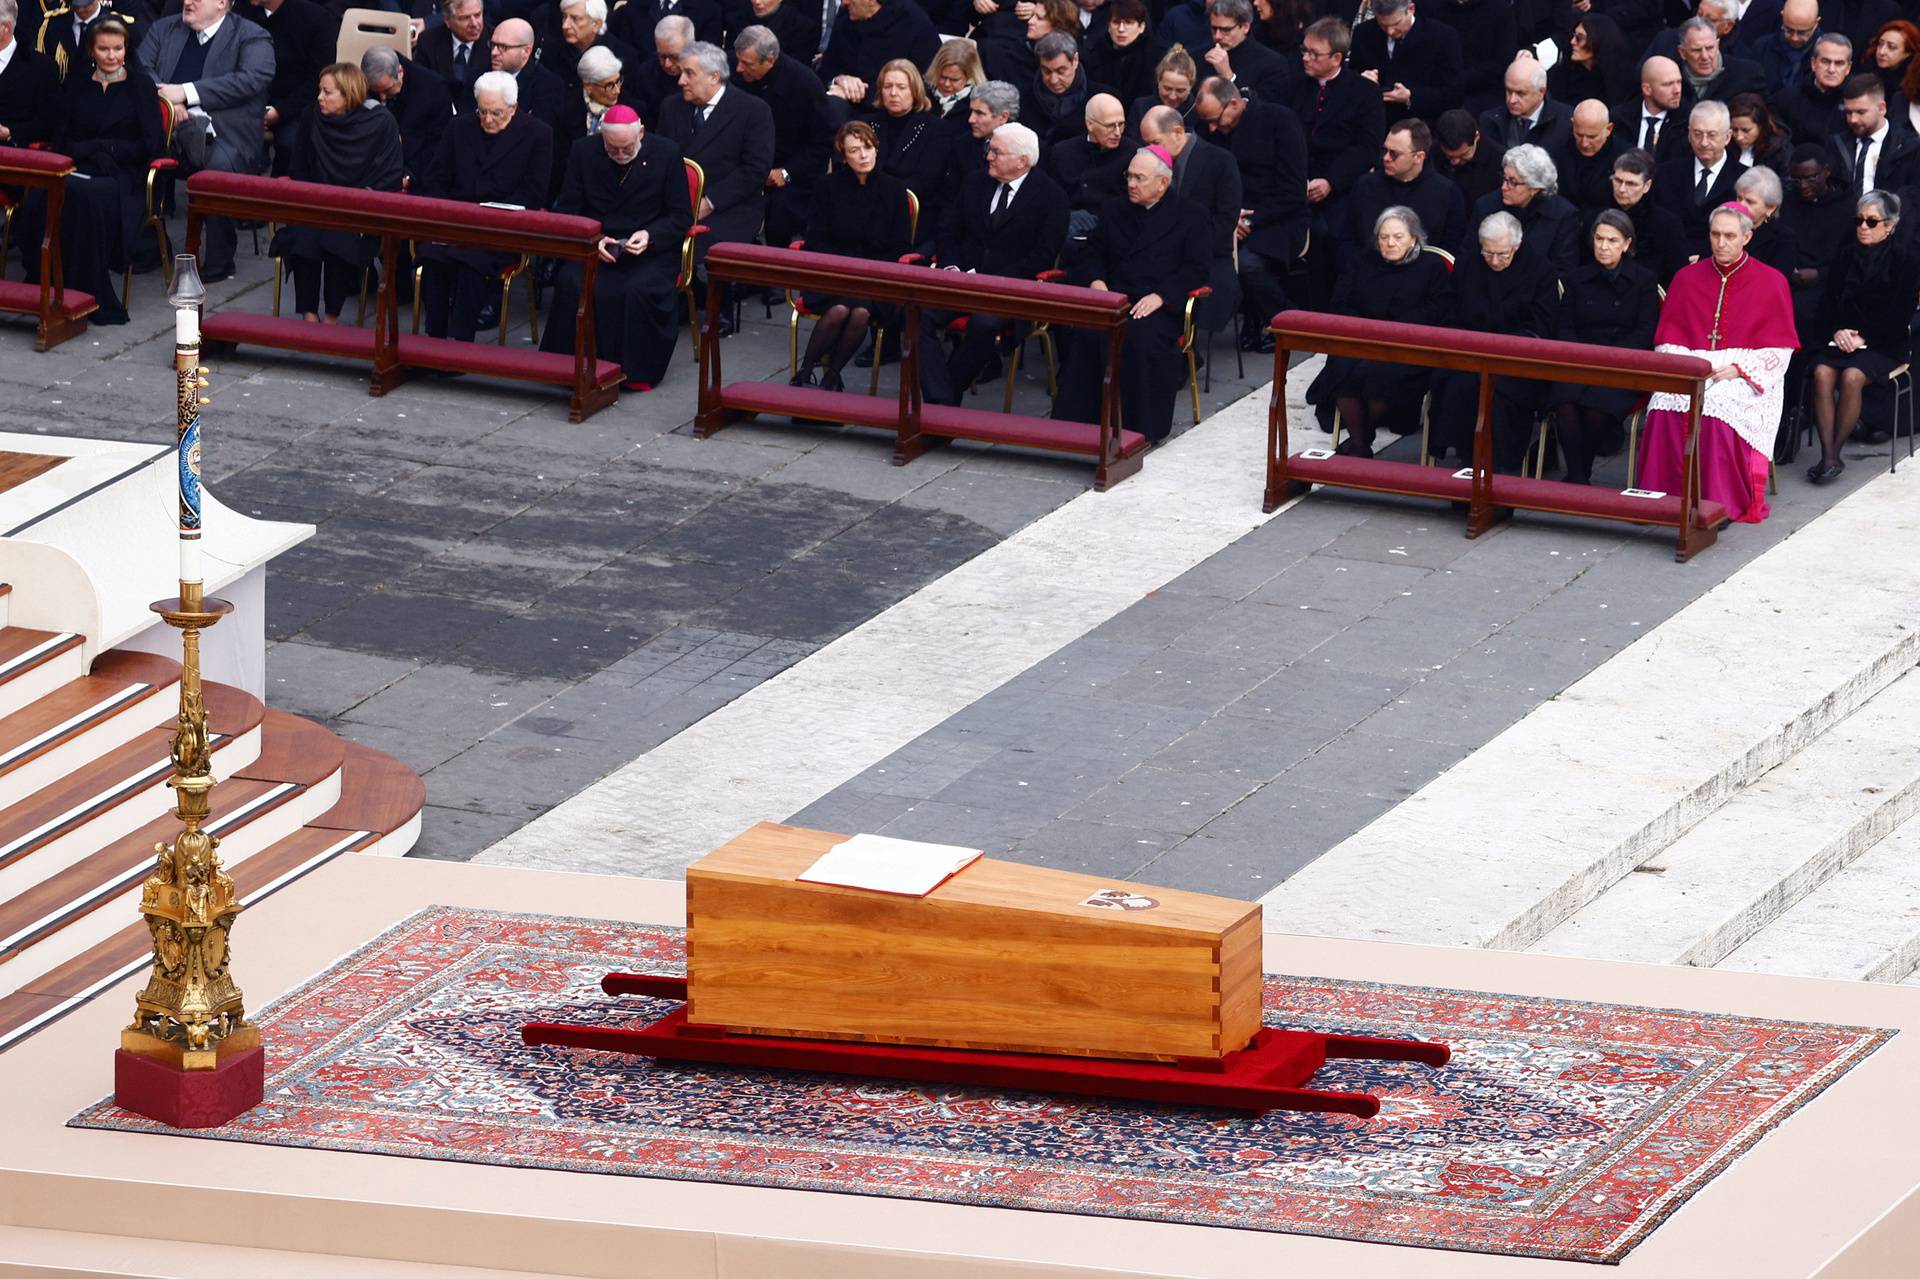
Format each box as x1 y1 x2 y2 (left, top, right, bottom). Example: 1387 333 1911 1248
0 281 97 319
204 313 377 360
397 335 620 388
716 381 902 431
1491 474 1726 529
923 404 1147 458
0 145 76 177
1287 453 1474 503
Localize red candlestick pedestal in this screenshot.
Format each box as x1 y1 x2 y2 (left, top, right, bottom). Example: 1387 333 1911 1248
114 1042 264 1128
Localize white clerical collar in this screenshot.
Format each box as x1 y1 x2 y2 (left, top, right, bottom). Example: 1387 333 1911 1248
0 37 15 75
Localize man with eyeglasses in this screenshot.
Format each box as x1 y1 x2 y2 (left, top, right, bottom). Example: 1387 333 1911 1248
1774 31 1852 144
1346 116 1463 254
1348 0 1461 123
1654 97 1748 245
1599 147 1686 283
1192 76 1306 349
1607 54 1686 166
1753 0 1821 95
1046 91 1130 254
1198 0 1289 100
1287 16 1383 211
1829 72 1919 199
489 18 568 135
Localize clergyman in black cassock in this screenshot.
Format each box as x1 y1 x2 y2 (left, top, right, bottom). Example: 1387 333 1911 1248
1056 148 1210 444
540 113 694 389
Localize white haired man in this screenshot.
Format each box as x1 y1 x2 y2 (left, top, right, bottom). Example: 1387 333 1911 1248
917 121 1071 407
544 0 640 93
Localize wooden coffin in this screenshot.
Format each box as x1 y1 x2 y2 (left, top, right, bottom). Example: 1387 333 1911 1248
683 822 1263 1061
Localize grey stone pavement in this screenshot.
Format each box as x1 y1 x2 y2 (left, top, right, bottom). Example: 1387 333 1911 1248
0 229 1267 860
789 427 1884 899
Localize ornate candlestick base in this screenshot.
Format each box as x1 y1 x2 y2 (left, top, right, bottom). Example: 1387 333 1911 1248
112 589 264 1128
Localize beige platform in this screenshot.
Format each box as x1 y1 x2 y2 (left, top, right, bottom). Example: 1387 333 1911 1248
0 852 1916 1279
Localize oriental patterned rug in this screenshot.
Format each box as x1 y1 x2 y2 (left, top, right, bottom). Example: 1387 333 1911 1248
70 906 1892 1264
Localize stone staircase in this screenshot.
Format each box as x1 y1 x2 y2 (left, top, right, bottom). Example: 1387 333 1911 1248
0 583 423 1054
1259 467 1920 991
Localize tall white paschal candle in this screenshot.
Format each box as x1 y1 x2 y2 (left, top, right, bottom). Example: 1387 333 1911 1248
177 305 203 586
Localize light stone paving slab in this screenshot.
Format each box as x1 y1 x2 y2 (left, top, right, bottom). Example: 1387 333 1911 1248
474 369 1331 875
1529 667 1920 968
1258 464 1920 952
1717 822 1920 982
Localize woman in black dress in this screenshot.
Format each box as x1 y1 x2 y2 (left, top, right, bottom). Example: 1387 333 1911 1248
1550 209 1660 484
269 63 406 324
49 19 163 325
1428 210 1558 467
1320 205 1456 458
790 121 914 391
1806 189 1920 482
868 59 947 198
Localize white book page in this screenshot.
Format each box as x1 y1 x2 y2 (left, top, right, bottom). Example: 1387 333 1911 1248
797 833 982 897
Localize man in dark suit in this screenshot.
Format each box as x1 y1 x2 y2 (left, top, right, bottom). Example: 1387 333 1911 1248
1656 98 1747 245
1349 0 1462 124
1023 30 1109 145
0 1 60 151
1290 18 1384 210
540 106 694 389
30 0 146 81
631 10 688 123
413 0 487 109
918 121 1069 406
1046 89 1129 255
1771 31 1851 145
1674 16 1765 106
489 16 567 132
817 0 939 107
1829 72 1920 201
363 45 452 186
659 38 772 328
731 23 829 251
1194 77 1307 347
1434 106 1501 207
1478 55 1572 172
611 0 720 50
1140 102 1238 329
1752 0 1820 95
1197 0 1290 101
138 0 273 280
1563 98 1624 212
1069 146 1211 442
543 0 638 93
1608 54 1687 166
1345 115 1464 252
241 0 332 173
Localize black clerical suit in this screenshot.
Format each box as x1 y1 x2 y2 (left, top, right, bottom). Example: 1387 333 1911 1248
414 20 489 110
1210 98 1307 331
417 110 553 342
1347 13 1463 122
382 57 454 186
242 0 335 172
918 167 1070 407
1289 67 1384 201
1065 190 1211 442
658 84 775 251
539 131 694 386
1654 152 1747 246
1170 134 1241 328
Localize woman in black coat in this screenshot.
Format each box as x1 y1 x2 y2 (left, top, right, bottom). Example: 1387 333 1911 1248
1806 189 1920 482
1550 209 1660 484
1317 205 1457 458
1548 13 1633 106
269 63 406 324
1082 0 1162 105
417 72 555 344
47 19 163 326
1428 210 1559 467
867 59 948 199
1467 143 1581 282
790 121 915 391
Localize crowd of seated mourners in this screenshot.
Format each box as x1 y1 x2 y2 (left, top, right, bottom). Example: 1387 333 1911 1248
6 0 1920 493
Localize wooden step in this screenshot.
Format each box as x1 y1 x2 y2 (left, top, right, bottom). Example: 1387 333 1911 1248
0 626 85 721
0 682 264 888
0 650 179 813
0 823 380 1053
311 742 426 856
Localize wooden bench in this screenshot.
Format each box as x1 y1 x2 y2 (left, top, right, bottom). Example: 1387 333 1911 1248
182 172 623 421
696 243 1150 490
1265 310 1724 562
0 146 98 351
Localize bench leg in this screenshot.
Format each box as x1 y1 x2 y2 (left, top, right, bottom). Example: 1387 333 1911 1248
1673 517 1719 563
1262 477 1308 513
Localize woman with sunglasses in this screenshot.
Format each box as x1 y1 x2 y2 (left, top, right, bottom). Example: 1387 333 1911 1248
1549 13 1633 106
1804 189 1920 481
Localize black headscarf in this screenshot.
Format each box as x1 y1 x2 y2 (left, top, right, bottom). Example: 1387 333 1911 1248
304 101 406 192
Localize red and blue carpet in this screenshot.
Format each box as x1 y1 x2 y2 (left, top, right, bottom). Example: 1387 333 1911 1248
69 906 1891 1263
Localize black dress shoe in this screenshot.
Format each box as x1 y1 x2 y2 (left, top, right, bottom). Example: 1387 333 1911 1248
1332 436 1374 459
200 266 234 284
1857 426 1892 444
1808 458 1846 483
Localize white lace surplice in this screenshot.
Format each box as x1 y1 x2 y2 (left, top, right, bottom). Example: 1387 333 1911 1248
1646 344 1793 457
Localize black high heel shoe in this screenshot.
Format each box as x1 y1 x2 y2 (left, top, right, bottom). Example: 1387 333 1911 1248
789 364 818 388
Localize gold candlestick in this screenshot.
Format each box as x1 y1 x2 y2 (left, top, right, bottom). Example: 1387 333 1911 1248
119 255 256 1075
